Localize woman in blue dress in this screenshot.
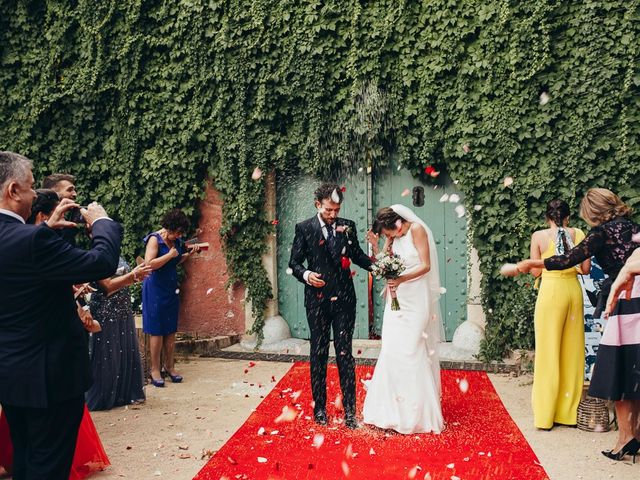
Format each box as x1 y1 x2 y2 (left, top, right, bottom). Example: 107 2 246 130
142 209 197 387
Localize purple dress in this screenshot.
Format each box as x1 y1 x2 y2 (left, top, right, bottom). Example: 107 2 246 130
142 233 184 335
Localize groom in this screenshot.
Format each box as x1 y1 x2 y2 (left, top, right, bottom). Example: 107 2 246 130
289 183 372 429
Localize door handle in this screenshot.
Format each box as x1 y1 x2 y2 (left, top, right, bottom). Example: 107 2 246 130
412 186 425 207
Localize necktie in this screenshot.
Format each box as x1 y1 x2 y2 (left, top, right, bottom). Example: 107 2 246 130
325 225 340 263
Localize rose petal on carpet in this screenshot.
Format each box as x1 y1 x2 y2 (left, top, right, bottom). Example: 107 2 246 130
195 362 548 480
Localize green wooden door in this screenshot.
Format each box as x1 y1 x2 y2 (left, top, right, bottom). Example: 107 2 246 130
371 163 467 341
276 171 370 339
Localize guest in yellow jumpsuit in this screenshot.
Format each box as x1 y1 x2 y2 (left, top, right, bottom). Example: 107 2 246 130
525 199 590 429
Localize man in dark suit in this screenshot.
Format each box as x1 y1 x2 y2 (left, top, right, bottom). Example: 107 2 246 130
289 183 372 429
0 151 122 479
41 173 79 247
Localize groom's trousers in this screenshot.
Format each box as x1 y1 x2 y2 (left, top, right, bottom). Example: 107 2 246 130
307 300 357 416
3 394 84 480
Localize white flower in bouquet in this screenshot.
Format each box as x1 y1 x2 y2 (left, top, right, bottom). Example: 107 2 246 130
372 252 406 310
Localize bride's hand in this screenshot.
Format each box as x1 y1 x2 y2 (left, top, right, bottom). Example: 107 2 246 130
387 277 402 290
366 229 379 246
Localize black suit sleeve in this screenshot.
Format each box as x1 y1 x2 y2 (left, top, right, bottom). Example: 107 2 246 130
348 221 373 271
31 219 123 283
289 222 308 284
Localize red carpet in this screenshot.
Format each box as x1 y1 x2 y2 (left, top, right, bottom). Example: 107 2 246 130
195 363 548 480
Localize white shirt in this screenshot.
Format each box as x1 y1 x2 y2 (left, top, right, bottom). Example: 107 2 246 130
0 208 25 224
303 214 335 284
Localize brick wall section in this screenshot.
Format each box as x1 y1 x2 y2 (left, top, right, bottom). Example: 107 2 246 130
178 182 245 337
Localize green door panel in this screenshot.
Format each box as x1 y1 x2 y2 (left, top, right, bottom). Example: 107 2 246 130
371 163 467 341
276 172 370 339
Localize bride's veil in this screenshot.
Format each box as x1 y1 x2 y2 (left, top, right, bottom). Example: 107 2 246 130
390 204 444 394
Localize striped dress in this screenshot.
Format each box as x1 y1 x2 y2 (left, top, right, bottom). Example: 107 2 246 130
589 275 640 400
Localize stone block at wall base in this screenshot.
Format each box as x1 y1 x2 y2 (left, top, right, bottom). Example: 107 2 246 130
239 315 309 353
452 320 485 353
176 335 241 357
438 320 486 361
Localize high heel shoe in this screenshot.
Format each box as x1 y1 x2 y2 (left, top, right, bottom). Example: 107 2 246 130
150 376 165 388
602 438 640 463
167 373 183 383
161 368 183 383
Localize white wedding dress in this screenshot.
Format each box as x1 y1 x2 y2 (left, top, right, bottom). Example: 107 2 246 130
362 215 444 434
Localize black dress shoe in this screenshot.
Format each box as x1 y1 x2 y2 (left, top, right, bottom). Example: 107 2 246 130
314 410 328 426
345 414 359 430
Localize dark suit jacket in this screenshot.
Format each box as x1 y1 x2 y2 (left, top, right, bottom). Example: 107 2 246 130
289 216 372 310
0 213 122 408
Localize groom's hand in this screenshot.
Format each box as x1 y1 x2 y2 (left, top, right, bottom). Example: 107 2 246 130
308 272 326 288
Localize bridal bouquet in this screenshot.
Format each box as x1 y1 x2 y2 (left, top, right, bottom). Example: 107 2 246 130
371 252 406 310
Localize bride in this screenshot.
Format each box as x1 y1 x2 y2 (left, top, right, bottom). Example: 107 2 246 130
363 204 444 434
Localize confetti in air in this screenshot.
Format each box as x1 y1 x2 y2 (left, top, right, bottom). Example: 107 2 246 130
474 204 483 211
439 194 449 203
286 267 293 275
251 167 263 180
206 288 213 296
274 405 298 423
454 205 466 218
312 433 325 449
345 443 353 459
440 287 447 294
257 457 267 463
503 176 514 187
331 189 341 203
462 144 471 154
459 378 469 393
448 194 460 203
341 461 350 477
539 91 550 105
401 188 411 197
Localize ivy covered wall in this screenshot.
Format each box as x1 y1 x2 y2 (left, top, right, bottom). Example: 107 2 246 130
1 1 638 356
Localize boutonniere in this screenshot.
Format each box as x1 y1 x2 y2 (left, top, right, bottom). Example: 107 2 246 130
335 224 354 245
341 255 351 270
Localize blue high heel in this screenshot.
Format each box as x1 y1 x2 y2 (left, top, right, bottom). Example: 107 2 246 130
150 376 165 388
161 368 183 383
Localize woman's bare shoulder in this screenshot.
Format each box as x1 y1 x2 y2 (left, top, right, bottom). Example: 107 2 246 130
410 222 428 238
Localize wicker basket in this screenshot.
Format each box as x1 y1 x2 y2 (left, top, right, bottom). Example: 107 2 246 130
577 396 610 432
